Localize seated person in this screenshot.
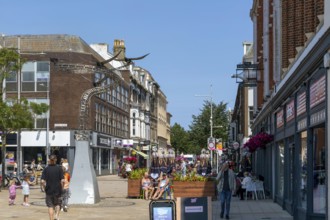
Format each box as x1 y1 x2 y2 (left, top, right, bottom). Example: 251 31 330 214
23 164 30 175
141 172 154 200
239 172 252 200
152 173 169 200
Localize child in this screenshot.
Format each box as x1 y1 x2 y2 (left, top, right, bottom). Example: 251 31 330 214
62 166 71 212
22 174 33 206
8 179 21 205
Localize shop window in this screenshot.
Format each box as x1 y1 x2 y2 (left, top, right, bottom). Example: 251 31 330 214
6 71 18 92
288 137 294 201
313 127 326 214
276 141 285 198
21 61 50 92
299 131 307 209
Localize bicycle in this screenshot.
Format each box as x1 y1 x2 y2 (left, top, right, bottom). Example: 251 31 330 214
1 173 22 187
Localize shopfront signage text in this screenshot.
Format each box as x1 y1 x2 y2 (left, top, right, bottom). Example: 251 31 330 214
310 75 326 108
97 135 112 147
297 92 306 116
297 118 307 131
310 109 326 126
276 110 284 128
286 100 295 122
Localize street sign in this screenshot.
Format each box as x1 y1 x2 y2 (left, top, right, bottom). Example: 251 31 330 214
233 142 240 150
207 137 215 151
216 142 223 150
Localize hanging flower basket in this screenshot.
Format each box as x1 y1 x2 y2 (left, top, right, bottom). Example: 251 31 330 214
123 156 137 164
243 132 273 153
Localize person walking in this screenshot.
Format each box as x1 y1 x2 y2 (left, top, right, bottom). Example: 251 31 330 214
216 162 236 219
41 155 64 220
61 166 70 212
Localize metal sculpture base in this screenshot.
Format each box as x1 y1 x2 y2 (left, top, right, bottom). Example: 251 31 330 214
69 140 100 204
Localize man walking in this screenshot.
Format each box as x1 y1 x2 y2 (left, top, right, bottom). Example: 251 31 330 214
41 155 64 220
216 162 236 219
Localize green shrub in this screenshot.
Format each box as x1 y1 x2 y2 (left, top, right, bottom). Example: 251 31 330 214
128 168 148 180
172 172 214 182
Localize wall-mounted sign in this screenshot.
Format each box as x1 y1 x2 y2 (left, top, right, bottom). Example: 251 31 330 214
310 75 326 108
297 92 306 116
97 135 111 147
286 100 295 122
276 109 284 128
54 123 68 127
297 118 307 131
310 109 326 126
122 139 134 146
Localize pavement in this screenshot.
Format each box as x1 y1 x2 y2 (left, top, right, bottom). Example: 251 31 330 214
0 175 293 220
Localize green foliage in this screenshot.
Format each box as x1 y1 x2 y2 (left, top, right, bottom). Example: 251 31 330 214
128 168 148 180
0 48 48 188
171 100 230 154
170 123 189 154
30 102 49 115
0 48 21 99
172 172 213 182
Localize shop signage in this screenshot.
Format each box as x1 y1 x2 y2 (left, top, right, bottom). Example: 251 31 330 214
54 123 68 127
310 75 326 108
297 118 307 131
122 139 134 146
286 100 295 122
207 137 216 151
297 92 306 116
310 109 326 126
276 109 284 128
97 135 112 147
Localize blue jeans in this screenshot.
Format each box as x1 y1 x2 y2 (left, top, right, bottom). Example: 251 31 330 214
219 189 232 216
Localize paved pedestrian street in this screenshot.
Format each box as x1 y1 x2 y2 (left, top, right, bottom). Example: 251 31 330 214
0 175 292 220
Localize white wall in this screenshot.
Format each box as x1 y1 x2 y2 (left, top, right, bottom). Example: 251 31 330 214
21 131 72 147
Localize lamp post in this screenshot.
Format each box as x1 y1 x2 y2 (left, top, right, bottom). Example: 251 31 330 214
195 85 214 168
46 78 50 162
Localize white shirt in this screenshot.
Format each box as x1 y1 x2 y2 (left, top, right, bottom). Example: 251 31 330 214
241 176 252 189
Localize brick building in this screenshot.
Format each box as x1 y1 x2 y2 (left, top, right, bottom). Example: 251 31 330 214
243 1 329 219
0 34 170 176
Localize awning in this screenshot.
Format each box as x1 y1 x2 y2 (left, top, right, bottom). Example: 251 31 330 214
132 149 149 159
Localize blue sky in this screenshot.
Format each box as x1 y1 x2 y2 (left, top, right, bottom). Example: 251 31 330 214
0 0 253 130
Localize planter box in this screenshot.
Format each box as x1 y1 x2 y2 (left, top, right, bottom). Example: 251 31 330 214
127 178 141 198
172 181 216 199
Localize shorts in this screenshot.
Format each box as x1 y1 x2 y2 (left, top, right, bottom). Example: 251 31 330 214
45 194 62 207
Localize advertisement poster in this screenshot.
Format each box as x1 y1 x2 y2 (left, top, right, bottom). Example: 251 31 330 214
37 153 43 162
5 152 15 164
153 207 173 220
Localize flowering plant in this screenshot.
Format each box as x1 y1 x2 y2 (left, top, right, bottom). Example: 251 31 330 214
243 132 274 153
123 156 137 164
175 156 184 162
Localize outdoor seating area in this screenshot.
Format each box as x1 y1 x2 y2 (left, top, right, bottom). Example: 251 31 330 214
236 171 266 201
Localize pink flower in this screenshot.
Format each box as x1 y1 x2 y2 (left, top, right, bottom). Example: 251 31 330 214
243 132 273 153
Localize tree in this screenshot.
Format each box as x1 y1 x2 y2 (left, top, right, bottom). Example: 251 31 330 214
188 100 229 154
0 48 48 187
170 123 189 154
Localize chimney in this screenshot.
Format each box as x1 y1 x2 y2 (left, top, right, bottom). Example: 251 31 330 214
113 39 126 61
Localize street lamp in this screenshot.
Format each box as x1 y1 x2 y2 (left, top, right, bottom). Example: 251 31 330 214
195 84 214 168
46 78 50 162
38 79 50 162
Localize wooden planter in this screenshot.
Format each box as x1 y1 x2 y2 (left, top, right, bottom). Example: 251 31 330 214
127 178 141 198
172 181 216 199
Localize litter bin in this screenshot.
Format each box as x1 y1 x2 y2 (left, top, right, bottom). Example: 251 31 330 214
180 197 210 220
149 199 176 220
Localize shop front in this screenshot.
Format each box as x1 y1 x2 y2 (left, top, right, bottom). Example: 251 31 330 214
253 62 327 220
274 69 327 220
21 130 74 170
